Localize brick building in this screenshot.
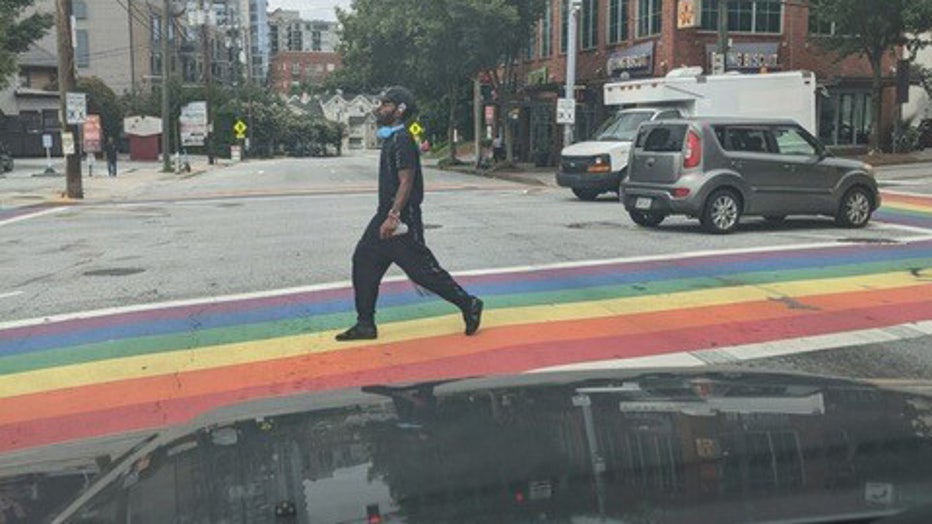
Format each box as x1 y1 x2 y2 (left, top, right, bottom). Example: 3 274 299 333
269 51 342 95
511 0 898 164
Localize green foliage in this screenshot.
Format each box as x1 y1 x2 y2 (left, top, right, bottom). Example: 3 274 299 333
333 0 545 158
810 0 932 150
0 0 54 91
76 77 123 141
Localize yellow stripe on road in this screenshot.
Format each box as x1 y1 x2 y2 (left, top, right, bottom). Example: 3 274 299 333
0 271 927 399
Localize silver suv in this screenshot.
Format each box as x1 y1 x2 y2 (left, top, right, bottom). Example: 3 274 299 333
621 117 880 234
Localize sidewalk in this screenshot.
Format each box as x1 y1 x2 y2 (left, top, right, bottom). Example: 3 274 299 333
0 155 232 210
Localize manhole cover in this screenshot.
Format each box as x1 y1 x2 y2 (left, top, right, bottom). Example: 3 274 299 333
836 238 901 245
567 221 624 230
84 267 146 277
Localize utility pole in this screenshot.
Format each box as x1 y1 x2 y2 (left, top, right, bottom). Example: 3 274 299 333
563 0 580 147
473 76 481 168
200 0 214 164
717 0 729 62
161 0 172 172
55 0 82 198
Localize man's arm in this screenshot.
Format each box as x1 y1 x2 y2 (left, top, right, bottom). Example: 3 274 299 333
380 168 414 239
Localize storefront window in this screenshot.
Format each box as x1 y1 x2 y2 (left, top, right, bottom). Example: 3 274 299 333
701 0 781 33
818 91 872 146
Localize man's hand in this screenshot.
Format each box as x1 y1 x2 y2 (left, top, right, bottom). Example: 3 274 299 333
379 216 399 239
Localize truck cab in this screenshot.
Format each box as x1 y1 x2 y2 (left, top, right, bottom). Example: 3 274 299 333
556 107 683 200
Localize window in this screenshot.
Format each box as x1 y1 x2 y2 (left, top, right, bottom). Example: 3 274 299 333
560 0 568 53
808 6 850 36
641 126 687 152
151 14 162 43
608 0 629 44
701 0 781 33
76 29 89 67
73 0 87 19
773 126 818 156
42 109 59 130
527 22 537 59
637 0 662 37
581 0 598 49
656 110 682 120
540 2 552 57
718 127 772 153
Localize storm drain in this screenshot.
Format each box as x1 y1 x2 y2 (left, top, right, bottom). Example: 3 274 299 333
424 224 442 230
83 267 146 277
567 221 624 230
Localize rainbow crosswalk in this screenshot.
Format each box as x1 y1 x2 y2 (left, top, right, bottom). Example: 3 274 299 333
0 192 931 454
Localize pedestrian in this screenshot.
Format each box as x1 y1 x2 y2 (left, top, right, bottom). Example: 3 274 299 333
105 137 118 177
336 86 483 341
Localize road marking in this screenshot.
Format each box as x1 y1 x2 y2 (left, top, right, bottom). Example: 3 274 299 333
529 320 932 373
0 291 23 300
0 237 916 331
0 206 68 227
5 235 932 332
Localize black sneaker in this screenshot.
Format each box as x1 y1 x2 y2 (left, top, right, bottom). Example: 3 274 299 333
335 324 377 341
462 297 483 336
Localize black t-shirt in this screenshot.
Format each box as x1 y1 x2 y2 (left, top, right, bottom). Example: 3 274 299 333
378 129 424 220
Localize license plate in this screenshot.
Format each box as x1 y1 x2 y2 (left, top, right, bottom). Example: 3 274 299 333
635 197 652 210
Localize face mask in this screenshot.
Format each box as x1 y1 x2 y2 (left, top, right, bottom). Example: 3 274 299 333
377 125 405 140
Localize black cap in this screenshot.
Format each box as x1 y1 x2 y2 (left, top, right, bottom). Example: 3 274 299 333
381 86 417 118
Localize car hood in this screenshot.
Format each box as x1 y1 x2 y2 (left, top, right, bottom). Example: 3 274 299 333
562 140 631 157
12 368 932 524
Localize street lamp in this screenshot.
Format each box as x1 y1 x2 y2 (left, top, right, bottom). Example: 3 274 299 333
563 0 582 146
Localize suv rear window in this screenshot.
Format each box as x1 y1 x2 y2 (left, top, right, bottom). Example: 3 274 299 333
636 125 687 152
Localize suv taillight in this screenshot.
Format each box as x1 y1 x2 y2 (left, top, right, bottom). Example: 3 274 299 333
683 130 701 169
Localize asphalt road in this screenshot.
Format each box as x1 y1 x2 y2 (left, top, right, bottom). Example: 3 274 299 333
2 153 928 322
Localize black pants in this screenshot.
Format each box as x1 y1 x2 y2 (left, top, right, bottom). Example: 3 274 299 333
351 211 471 326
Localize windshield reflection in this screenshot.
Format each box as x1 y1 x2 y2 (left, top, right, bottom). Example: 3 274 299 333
593 111 655 142
12 372 928 524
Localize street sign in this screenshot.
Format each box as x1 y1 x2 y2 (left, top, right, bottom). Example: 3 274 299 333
42 133 53 149
711 52 726 75
66 92 87 124
83 115 102 152
556 97 576 125
677 0 700 29
180 101 208 146
230 144 242 162
233 119 247 139
61 132 75 155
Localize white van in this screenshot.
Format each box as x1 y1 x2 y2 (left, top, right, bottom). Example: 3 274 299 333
556 68 818 200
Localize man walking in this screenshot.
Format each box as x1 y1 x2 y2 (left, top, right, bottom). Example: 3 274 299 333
336 86 483 341
105 137 118 177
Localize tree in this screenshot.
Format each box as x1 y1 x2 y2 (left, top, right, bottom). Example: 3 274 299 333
77 77 123 142
0 0 54 92
810 0 932 151
334 0 542 161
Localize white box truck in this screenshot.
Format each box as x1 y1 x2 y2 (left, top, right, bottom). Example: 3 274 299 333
556 68 817 200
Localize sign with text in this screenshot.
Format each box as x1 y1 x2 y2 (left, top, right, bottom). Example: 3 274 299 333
42 133 53 149
556 98 576 125
484 105 495 125
61 131 75 155
180 101 208 147
705 43 780 72
607 41 655 78
83 114 102 152
65 92 87 125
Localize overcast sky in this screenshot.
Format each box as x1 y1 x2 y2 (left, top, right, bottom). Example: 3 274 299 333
266 0 352 21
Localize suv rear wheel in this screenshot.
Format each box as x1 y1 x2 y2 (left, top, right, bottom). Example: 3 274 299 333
835 186 872 228
629 211 666 228
572 188 600 201
701 189 742 234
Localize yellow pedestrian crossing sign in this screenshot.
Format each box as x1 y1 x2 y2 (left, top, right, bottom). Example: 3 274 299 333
233 120 247 139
